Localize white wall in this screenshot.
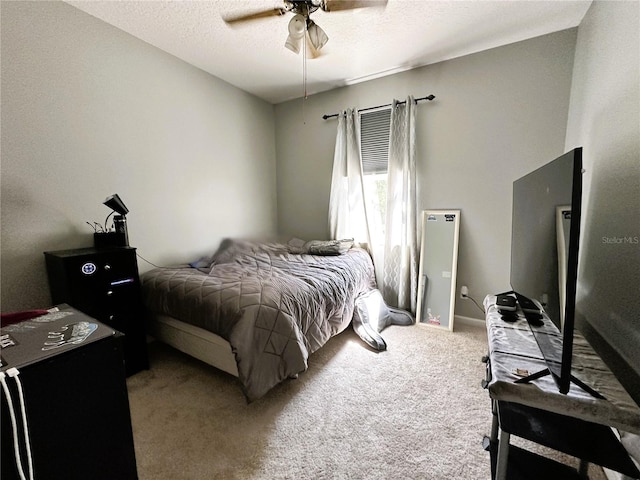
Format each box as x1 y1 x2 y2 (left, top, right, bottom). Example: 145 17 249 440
565 1 640 403
0 1 277 312
275 29 578 319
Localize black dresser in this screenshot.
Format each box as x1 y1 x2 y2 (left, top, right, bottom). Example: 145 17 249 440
44 246 148 376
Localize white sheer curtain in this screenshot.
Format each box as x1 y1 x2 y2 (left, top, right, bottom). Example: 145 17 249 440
381 96 418 312
328 109 371 248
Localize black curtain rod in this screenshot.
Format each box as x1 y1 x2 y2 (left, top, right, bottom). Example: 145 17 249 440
322 94 436 120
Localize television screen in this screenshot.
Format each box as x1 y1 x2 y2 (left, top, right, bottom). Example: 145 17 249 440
510 147 585 395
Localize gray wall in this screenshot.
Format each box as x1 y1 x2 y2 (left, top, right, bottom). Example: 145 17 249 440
565 1 640 402
275 29 578 320
1 1 277 312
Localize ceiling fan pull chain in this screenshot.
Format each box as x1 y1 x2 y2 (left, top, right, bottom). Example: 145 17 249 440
303 21 308 100
302 21 307 124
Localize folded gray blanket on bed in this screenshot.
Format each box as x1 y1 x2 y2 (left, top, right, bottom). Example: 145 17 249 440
141 239 376 402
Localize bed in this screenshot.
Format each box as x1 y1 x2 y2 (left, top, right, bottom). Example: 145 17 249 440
140 238 376 402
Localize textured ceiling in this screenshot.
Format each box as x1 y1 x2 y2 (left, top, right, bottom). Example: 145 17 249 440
66 0 592 104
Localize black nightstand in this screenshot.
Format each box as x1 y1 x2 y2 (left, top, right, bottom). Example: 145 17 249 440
44 246 149 375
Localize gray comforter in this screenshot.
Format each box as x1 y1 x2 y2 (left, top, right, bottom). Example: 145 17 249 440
141 239 376 401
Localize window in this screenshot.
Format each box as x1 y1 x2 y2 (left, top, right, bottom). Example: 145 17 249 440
360 108 391 247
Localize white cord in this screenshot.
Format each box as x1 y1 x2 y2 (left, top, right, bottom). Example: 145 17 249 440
7 368 34 480
0 371 28 480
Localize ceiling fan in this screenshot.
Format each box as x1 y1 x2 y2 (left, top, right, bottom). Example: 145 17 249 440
223 0 388 56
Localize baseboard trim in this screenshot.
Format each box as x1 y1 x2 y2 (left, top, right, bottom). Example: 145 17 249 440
455 314 485 327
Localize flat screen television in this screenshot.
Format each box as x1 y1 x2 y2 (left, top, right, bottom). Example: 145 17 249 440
509 147 602 398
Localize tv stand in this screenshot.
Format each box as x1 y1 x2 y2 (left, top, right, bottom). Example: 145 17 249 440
514 367 606 399
482 294 640 480
497 290 605 399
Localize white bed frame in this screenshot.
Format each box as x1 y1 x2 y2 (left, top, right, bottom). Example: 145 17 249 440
147 314 239 377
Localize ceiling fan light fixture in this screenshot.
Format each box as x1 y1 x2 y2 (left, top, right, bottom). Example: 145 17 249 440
285 34 302 54
306 19 328 51
285 14 306 53
288 14 306 38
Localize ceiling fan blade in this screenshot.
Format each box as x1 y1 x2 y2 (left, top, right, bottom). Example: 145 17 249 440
223 7 288 24
321 0 388 12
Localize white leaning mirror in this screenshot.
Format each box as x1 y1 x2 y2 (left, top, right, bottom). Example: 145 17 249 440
416 210 461 331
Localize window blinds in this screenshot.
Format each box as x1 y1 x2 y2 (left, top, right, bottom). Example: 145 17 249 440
360 108 391 175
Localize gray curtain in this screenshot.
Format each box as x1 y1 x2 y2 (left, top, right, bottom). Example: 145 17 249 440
381 96 418 312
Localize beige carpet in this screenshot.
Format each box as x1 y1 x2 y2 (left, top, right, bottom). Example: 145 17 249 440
126 321 605 479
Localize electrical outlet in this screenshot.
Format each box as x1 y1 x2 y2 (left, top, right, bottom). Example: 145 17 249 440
460 285 469 299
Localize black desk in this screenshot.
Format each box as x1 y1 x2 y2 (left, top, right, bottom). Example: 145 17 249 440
1 305 139 479
483 295 640 480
